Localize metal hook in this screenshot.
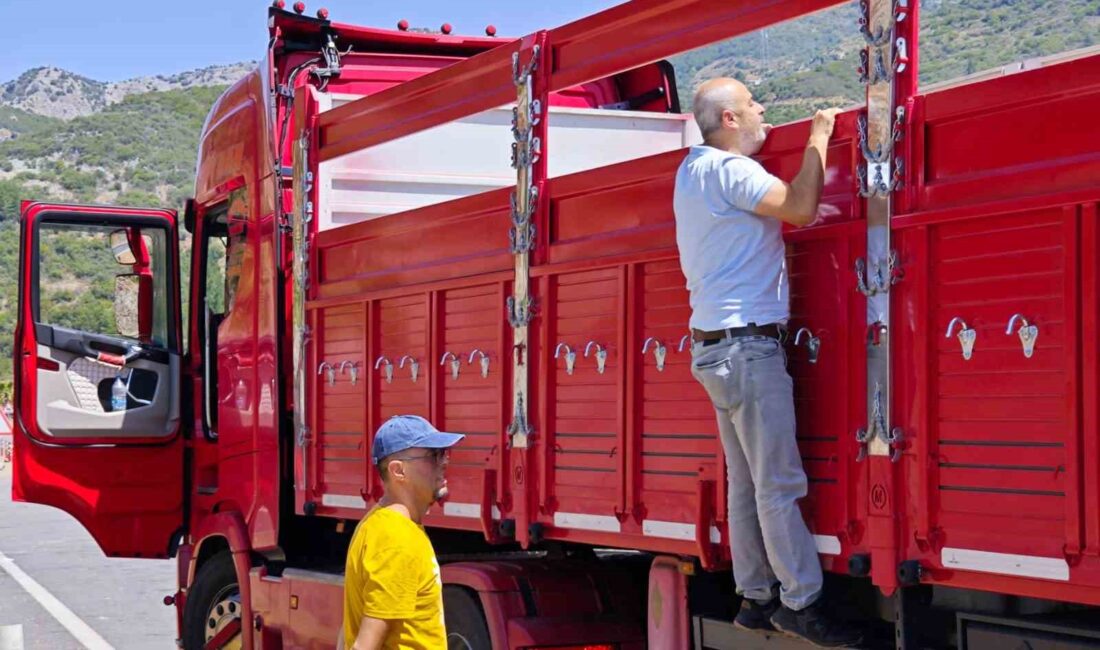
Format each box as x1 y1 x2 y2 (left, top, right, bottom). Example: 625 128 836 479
642 337 668 372
468 349 491 378
374 356 394 384
794 328 821 364
398 355 420 383
1005 314 1039 358
554 343 577 376
945 317 968 338
1005 314 1030 335
584 342 608 375
317 361 336 386
678 334 692 353
338 360 359 386
440 352 461 380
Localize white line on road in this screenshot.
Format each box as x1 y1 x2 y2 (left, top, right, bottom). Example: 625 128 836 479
0 549 114 650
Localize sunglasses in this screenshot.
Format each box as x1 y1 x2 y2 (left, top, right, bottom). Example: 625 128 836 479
394 448 449 464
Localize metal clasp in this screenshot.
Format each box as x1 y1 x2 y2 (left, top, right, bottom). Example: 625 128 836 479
1006 314 1039 358
338 360 359 386
440 352 461 380
678 334 692 353
554 343 577 376
512 44 540 87
858 0 893 47
945 317 977 360
317 361 336 386
642 337 667 372
374 356 394 384
794 328 821 364
584 341 608 375
855 427 874 462
883 427 904 463
468 349 491 378
398 355 420 383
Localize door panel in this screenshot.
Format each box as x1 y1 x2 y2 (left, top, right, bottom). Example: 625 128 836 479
314 303 368 514
634 259 722 537
546 268 625 528
786 232 860 559
14 202 183 559
433 284 505 525
925 208 1080 560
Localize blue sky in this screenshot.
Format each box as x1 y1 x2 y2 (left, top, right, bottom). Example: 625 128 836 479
0 0 620 83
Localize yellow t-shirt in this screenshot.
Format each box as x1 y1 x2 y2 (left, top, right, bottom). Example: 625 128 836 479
343 507 445 649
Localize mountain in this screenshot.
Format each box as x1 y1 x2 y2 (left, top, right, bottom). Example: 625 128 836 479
0 62 255 120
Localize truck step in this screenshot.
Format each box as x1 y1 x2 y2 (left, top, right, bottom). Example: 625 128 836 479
692 616 895 650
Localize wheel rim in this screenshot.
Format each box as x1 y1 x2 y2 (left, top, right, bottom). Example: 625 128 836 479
447 632 474 650
204 584 242 650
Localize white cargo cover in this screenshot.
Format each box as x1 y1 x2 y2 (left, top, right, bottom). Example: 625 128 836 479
316 94 702 230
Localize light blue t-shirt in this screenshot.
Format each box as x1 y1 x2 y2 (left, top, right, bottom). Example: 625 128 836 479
673 145 786 331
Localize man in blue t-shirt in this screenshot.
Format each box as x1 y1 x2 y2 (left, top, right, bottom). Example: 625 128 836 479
674 77 860 647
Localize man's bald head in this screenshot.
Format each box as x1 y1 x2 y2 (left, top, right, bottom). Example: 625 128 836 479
691 77 769 155
693 78 748 138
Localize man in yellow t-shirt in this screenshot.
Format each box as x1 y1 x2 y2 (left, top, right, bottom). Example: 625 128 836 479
342 415 464 650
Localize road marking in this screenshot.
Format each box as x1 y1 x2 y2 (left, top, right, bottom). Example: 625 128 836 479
0 549 114 650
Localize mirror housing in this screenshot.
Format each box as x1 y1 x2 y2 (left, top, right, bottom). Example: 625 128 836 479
110 230 137 265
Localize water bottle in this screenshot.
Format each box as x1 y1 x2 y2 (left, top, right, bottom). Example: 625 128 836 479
111 374 127 412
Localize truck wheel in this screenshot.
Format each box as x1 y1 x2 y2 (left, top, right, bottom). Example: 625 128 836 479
443 586 491 650
182 551 242 650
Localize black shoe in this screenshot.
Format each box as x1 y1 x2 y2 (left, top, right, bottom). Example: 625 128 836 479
733 597 780 632
769 599 863 647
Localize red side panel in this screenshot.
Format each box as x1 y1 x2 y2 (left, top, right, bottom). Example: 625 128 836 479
894 53 1100 605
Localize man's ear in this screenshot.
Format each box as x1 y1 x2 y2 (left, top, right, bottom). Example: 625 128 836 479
387 458 405 482
723 108 738 130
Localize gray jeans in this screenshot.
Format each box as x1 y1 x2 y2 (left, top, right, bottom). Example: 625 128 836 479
691 335 822 610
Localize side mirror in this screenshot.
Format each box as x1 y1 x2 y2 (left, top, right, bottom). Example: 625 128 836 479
110 230 137 265
114 274 153 341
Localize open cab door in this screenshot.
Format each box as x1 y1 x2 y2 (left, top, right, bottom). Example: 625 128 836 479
13 202 185 559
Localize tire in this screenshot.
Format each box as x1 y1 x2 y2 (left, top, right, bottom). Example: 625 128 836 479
182 551 241 650
443 586 492 650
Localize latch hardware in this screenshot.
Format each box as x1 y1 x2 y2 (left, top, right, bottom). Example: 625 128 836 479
1006 314 1039 358
554 343 577 376
585 342 608 375
643 337 668 372
374 356 394 384
794 328 821 364
945 317 977 360
468 349 491 378
440 352 461 380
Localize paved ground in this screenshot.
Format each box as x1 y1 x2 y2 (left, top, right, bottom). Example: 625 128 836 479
0 462 178 649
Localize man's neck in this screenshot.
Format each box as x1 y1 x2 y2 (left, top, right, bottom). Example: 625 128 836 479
377 493 425 524
703 136 744 156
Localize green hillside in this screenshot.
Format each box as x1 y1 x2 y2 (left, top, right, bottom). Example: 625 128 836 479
673 0 1100 123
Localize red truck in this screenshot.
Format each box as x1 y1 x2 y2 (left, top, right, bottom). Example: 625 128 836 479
12 1 1100 648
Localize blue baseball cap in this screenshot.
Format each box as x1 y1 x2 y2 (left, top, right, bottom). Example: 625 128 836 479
371 415 465 465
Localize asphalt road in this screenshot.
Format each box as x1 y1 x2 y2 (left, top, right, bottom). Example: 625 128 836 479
0 464 178 649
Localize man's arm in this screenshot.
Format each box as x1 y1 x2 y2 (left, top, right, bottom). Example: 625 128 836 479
350 616 394 650
753 108 842 227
